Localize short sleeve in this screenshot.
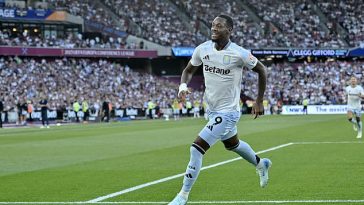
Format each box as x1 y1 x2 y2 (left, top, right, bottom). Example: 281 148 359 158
190 46 202 66
241 49 258 69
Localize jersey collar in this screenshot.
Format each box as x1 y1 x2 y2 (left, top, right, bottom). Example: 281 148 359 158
213 40 231 51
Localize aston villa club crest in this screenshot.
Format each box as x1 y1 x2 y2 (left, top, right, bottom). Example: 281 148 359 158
223 55 231 65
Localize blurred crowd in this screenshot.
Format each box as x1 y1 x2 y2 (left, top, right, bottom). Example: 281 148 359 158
103 0 207 46
0 31 136 49
173 0 273 49
317 0 364 47
93 0 363 47
3 0 363 48
244 0 347 48
0 57 187 113
50 0 128 34
242 61 364 107
1 57 362 116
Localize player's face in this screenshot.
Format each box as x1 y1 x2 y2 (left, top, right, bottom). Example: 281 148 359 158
211 17 230 41
350 77 357 86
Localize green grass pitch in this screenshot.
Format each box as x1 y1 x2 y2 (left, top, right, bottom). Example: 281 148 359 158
0 114 363 204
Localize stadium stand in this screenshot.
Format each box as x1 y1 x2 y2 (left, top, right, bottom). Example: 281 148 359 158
0 57 362 113
2 0 363 48
103 0 207 46
0 57 189 111
0 31 132 49
316 0 364 47
172 0 272 48
51 0 127 33
242 61 364 106
243 0 347 48
98 0 362 47
0 0 363 123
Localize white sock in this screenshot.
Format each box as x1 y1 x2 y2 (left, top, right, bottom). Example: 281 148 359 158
181 145 203 194
358 121 362 132
178 190 189 199
232 140 258 166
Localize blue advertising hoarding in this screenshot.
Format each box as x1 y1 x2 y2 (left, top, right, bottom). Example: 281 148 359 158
348 47 364 57
0 8 53 19
172 47 195 57
288 49 348 57
173 48 356 57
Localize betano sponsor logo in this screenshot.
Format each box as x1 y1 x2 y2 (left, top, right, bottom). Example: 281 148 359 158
204 64 230 75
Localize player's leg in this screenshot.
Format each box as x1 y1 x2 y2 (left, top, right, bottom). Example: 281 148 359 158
223 135 272 188
173 109 177 120
45 111 49 128
182 137 210 195
17 111 21 125
169 136 211 205
41 111 45 128
347 110 357 131
170 113 223 205
356 117 362 138
22 112 27 125
223 135 260 165
355 110 362 138
83 111 87 121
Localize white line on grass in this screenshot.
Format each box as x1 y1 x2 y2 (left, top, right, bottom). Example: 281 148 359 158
1 141 361 205
1 200 364 204
186 200 364 203
88 141 362 202
87 143 294 203
294 141 363 145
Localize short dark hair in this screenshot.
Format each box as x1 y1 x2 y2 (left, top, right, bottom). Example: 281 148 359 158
218 14 233 29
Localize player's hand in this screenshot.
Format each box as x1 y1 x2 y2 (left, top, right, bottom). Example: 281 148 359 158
178 83 191 102
252 101 264 119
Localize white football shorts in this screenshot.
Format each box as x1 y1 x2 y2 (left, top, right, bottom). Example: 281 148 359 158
199 110 241 146
347 108 362 117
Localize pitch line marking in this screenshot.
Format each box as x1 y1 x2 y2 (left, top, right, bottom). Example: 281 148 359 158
1 200 364 204
87 143 294 202
87 141 362 202
293 141 363 145
1 141 357 204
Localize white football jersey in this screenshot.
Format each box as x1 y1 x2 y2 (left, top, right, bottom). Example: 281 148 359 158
190 40 258 112
346 85 364 109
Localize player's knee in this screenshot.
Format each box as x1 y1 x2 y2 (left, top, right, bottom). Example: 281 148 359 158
224 137 240 150
223 135 239 150
191 143 206 155
225 141 240 151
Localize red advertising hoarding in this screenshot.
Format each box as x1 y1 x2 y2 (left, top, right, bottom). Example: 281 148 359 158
0 46 158 58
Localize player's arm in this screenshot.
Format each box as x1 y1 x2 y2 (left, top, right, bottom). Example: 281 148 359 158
179 44 201 100
251 61 267 119
181 61 199 85
359 86 364 98
178 61 199 100
252 61 267 103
